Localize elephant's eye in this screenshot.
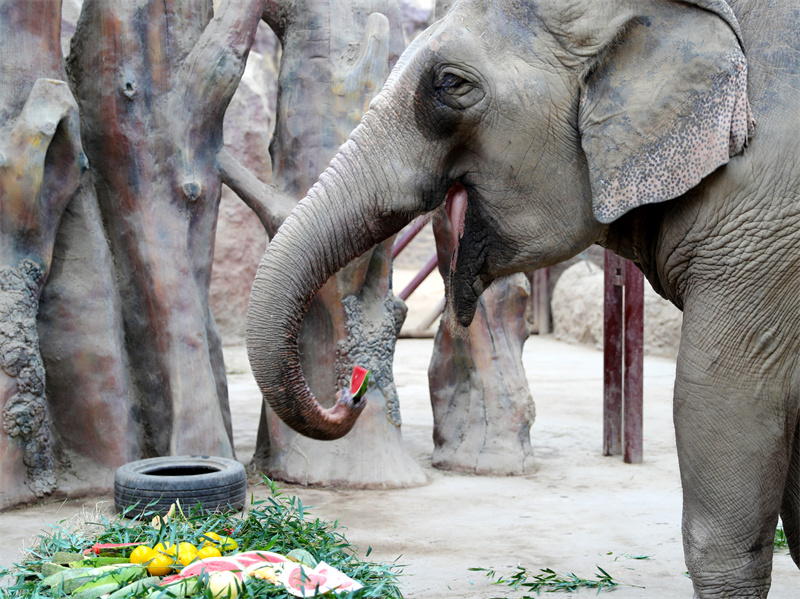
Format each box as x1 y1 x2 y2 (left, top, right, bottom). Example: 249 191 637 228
440 73 466 90
434 68 485 109
437 71 471 96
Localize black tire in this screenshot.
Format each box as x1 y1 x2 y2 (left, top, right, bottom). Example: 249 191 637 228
114 455 247 517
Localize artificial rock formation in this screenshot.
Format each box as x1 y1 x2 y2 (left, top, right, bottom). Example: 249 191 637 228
428 211 536 475
0 0 88 506
552 261 683 358
421 0 534 477
210 23 278 345
250 0 427 488
65 0 272 460
0 0 294 509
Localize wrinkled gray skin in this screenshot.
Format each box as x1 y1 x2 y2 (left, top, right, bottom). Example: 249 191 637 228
247 0 799 596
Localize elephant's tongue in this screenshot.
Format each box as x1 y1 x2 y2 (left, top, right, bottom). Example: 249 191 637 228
445 182 467 271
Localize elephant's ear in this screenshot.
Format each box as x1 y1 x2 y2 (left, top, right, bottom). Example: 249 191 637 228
578 1 755 224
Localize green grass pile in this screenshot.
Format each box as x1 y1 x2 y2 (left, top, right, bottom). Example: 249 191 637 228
0 479 402 598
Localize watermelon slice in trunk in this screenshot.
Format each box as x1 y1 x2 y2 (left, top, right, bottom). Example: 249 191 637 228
350 366 370 400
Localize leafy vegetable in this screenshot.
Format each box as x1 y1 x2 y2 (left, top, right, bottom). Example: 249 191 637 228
0 478 402 599
470 564 624 595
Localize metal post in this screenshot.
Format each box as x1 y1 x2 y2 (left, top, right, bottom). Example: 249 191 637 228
533 268 551 334
623 260 644 464
398 253 438 301
392 215 430 258
603 250 624 456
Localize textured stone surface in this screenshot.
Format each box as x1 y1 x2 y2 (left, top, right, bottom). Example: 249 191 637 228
552 260 682 358
2 1 87 507
428 210 535 476
398 0 433 39
211 26 278 345
249 0 426 488
0 260 54 499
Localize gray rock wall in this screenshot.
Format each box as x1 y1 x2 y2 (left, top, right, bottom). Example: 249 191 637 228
551 261 682 358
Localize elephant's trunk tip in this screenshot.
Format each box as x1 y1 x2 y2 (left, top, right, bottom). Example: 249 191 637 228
299 389 368 440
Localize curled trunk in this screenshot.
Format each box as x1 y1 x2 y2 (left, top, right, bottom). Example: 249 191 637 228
247 142 413 440
247 0 428 490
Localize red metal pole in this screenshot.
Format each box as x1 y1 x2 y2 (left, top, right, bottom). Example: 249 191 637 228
392 215 430 259
623 260 644 464
398 253 438 301
533 268 551 334
603 251 624 456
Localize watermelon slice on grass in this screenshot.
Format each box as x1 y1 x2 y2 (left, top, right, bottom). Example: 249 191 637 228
234 550 287 567
160 556 246 584
350 366 370 400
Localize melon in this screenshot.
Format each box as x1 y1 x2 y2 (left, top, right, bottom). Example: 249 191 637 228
207 570 241 599
350 366 370 399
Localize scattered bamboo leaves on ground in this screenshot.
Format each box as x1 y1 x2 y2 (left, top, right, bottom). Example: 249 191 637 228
607 552 651 561
0 478 403 599
774 525 788 551
470 565 624 595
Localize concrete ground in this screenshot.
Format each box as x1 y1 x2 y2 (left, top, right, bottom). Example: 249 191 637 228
2 335 798 598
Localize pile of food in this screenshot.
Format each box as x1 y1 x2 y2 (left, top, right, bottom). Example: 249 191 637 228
37 545 361 598
0 481 401 599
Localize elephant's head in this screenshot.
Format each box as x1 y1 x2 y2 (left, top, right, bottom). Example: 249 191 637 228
247 0 753 439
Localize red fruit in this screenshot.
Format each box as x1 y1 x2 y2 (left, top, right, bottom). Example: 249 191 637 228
286 565 328 592
173 556 246 580
234 551 287 567
350 366 370 399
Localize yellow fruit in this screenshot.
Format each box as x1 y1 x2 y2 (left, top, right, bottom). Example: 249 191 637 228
177 543 198 566
197 545 222 560
129 545 156 565
147 552 175 576
154 542 178 558
201 532 222 548
219 537 238 552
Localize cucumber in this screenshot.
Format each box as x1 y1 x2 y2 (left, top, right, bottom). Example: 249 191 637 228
146 577 202 598
72 565 146 593
70 557 132 567
42 568 100 592
43 564 142 593
51 551 85 565
41 562 67 577
107 576 161 599
72 582 121 599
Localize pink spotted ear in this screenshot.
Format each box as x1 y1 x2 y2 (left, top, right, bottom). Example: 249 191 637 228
579 2 755 224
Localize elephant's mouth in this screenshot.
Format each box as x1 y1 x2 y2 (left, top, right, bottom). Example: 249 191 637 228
445 182 482 327
446 182 468 270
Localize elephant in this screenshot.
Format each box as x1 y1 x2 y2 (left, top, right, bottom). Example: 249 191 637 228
246 0 800 596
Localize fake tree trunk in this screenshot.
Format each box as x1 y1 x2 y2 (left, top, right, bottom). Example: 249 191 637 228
0 0 282 509
428 211 536 475
65 0 270 459
0 0 86 505
250 0 427 488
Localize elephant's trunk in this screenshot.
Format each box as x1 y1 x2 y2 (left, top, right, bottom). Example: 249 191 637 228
246 131 421 440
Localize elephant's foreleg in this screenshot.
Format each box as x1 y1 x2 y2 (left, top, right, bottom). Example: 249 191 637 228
673 334 794 598
781 363 800 566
